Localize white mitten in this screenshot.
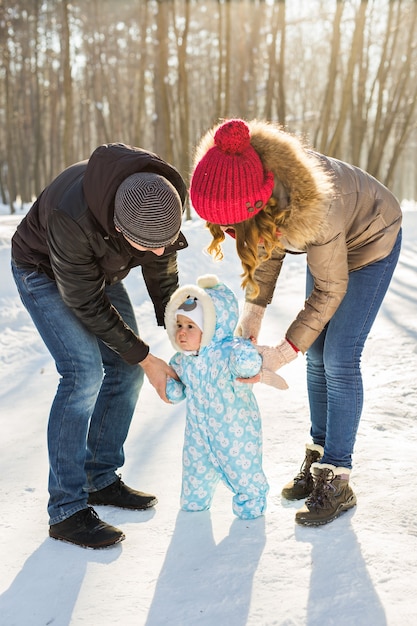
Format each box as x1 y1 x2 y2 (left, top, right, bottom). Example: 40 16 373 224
256 339 298 371
235 302 266 340
260 368 288 390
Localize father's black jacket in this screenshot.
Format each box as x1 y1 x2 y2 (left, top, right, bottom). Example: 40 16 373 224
12 143 188 364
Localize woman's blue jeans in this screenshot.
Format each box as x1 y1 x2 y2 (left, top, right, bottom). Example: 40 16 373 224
306 230 402 469
11 261 144 524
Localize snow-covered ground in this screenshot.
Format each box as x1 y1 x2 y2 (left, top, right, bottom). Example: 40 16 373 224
0 202 416 625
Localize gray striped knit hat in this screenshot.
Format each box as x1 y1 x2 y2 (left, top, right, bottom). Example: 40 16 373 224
114 172 182 247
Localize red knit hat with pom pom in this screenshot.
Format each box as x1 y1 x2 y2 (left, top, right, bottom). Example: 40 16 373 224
190 119 274 224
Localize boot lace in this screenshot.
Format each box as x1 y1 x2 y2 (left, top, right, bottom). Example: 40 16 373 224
305 468 336 510
81 506 101 528
113 474 124 493
294 450 318 485
103 475 124 495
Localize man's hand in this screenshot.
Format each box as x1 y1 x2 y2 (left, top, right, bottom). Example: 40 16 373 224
140 353 178 403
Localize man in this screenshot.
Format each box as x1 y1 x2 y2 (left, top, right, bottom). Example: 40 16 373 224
11 142 188 548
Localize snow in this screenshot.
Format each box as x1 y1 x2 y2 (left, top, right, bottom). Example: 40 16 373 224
0 203 416 626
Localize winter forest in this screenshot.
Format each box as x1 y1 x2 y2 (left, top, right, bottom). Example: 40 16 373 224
2 0 417 213
1 1 417 625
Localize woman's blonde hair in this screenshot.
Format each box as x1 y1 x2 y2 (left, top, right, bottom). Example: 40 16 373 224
206 197 287 298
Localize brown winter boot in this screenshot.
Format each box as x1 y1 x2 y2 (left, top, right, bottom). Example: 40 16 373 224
295 462 357 526
281 444 324 500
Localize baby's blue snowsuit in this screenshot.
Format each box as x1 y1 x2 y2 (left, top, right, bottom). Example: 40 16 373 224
165 275 269 519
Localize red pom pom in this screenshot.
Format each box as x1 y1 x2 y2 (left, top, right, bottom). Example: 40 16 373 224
214 119 251 154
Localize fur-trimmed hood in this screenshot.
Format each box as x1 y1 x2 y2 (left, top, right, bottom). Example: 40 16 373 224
191 120 402 355
192 119 335 250
165 274 239 353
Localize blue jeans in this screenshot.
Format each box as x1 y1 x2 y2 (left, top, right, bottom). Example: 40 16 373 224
11 261 144 524
305 230 402 469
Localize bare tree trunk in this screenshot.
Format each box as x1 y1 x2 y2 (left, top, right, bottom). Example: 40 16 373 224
154 0 173 161
223 0 232 118
1 0 417 204
366 1 399 177
350 2 369 166
327 1 367 158
1 6 16 212
174 0 191 216
314 1 344 152
276 0 286 125
383 3 417 187
62 0 74 166
32 0 44 193
133 1 150 147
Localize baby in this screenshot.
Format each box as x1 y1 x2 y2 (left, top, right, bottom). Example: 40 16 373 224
165 274 286 519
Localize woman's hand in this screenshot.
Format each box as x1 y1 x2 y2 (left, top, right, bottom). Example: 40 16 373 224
255 339 298 371
235 302 266 341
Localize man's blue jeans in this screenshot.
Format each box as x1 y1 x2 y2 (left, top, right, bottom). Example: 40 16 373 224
11 261 144 524
306 230 402 469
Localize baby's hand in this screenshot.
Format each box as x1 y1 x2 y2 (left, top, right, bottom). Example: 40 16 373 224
236 373 261 384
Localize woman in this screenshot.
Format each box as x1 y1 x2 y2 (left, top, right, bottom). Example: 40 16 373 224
189 118 402 526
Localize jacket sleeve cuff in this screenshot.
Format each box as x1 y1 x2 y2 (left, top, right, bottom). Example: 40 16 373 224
121 342 150 365
285 338 300 353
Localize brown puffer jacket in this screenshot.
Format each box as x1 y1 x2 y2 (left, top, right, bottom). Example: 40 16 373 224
12 143 188 364
196 120 402 353
250 120 402 352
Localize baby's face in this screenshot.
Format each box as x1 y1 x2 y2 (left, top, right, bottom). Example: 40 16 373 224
175 314 202 351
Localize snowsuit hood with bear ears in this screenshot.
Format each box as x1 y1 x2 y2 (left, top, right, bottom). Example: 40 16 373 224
192 120 402 352
164 275 269 519
165 274 229 353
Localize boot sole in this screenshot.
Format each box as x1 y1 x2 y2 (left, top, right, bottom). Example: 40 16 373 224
87 497 158 510
295 494 357 527
49 532 126 549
